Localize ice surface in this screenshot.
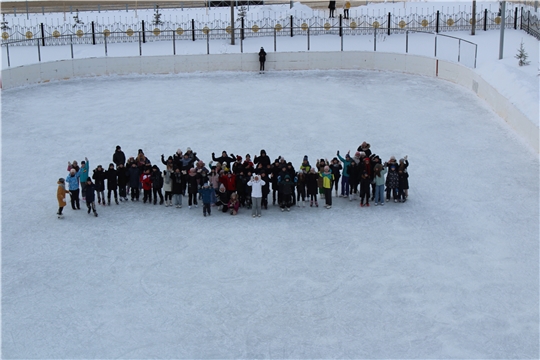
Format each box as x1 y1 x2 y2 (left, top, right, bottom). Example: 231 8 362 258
1 70 538 358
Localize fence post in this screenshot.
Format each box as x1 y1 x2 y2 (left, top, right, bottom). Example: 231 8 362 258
92 21 96 45
434 34 437 57
104 32 107 56
40 23 45 46
6 43 10 67
339 14 343 37
290 15 293 37
191 19 195 41
514 7 518 29
241 16 245 40
458 38 461 63
142 20 146 43
139 31 142 55
436 10 439 33
405 30 408 53
70 35 73 58
307 26 310 50
527 10 530 34
241 31 243 53
37 38 41 62
520 7 523 30
373 26 376 51
274 28 276 52
173 29 176 55
483 9 487 31
387 12 391 36
207 31 209 54
341 27 343 51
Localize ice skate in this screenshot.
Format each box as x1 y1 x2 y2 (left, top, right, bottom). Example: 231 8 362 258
115 199 119 205
94 211 98 217
310 200 313 207
160 199 164 205
366 203 370 207
315 201 319 207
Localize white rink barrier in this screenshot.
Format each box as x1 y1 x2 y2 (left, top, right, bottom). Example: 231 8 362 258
1 52 537 152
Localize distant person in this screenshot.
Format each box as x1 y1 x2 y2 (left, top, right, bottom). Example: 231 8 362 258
343 1 350 19
328 1 336 18
112 145 125 166
258 47 267 72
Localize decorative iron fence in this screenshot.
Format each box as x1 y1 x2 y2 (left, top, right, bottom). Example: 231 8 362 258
1 6 535 45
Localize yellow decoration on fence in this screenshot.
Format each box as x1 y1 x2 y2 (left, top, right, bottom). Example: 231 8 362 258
421 19 429 27
345 1 351 9
176 27 184 35
324 22 331 30
447 18 454 26
350 21 357 29
252 24 259 32
103 29 111 37
25 31 33 39
494 16 501 25
76 30 84 37
202 26 210 34
372 21 380 28
126 28 134 36
301 23 308 31
53 30 61 38
153 28 161 36
469 18 476 25
398 20 406 28
1 32 9 40
226 26 231 34
275 24 283 31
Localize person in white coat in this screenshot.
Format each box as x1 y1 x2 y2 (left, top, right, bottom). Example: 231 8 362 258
247 174 266 217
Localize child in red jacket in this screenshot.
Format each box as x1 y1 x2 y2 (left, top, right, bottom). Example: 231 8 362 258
140 168 153 204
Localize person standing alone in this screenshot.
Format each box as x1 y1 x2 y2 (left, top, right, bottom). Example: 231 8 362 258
258 47 267 73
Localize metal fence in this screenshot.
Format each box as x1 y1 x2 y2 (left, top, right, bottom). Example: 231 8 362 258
1 25 478 69
1 6 535 45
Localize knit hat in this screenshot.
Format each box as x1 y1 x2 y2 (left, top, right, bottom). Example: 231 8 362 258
87 178 92 182
303 155 308 162
109 163 115 168
58 178 65 183
186 147 192 152
81 160 85 165
359 151 366 157
116 145 121 150
390 156 396 161
236 155 242 162
138 149 143 154
355 151 361 157
222 161 227 166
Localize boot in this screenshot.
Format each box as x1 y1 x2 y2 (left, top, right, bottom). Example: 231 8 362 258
315 201 319 207
115 198 119 205
159 199 164 205
310 200 313 207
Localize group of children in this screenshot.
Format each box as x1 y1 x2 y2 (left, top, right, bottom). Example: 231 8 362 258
57 143 410 219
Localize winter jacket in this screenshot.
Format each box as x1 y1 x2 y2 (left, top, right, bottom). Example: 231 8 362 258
348 163 360 185
117 167 129 187
212 153 235 167
209 172 220 190
306 172 319 195
320 171 334 189
228 198 240 212
128 166 141 188
140 173 152 191
373 167 387 186
84 183 96 203
247 177 266 198
385 169 399 188
254 152 271 168
279 177 295 195
151 170 164 189
199 187 214 204
163 169 173 192
105 168 118 190
217 189 230 205
219 174 237 192
65 172 80 191
359 175 371 193
92 169 106 191
79 161 89 182
398 171 409 190
57 182 70 207
113 150 126 166
187 172 201 194
337 154 352 177
170 172 183 194
259 49 267 62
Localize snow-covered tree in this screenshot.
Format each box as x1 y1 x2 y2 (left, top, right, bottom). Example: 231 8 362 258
153 5 163 26
515 40 530 67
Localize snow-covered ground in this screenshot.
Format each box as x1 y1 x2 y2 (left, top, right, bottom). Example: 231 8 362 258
1 2 539 359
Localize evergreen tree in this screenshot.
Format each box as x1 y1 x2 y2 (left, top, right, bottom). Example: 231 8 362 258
515 40 530 67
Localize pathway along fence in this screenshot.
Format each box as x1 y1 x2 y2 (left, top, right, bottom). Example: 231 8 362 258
1 25 478 69
1 5 538 45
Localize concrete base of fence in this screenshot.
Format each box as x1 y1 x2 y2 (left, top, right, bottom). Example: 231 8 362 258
1 51 537 153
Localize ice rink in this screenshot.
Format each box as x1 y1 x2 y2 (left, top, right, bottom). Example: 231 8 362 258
2 70 539 358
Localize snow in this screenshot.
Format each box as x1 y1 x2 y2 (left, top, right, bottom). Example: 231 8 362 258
1 2 539 359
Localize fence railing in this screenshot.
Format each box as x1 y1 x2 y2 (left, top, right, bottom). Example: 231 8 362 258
1 25 478 69
1 6 534 45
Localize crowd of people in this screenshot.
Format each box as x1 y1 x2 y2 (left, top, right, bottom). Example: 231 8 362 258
56 143 410 219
